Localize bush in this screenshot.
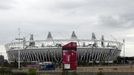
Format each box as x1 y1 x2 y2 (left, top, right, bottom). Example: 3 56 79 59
62 70 68 75
71 71 78 75
13 72 27 75
0 67 12 73
40 73 49 75
0 67 12 75
97 71 104 75
28 68 37 75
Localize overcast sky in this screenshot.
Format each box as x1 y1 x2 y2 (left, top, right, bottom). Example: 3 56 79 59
0 0 134 58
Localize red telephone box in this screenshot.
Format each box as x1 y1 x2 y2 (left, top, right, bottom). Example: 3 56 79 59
62 42 77 70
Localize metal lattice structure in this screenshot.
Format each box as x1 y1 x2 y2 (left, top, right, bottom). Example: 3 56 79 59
5 32 123 63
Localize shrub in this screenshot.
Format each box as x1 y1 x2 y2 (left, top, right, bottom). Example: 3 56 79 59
40 73 49 75
13 72 27 75
71 71 78 75
62 70 68 75
0 67 12 73
0 67 12 75
97 71 104 75
28 68 37 75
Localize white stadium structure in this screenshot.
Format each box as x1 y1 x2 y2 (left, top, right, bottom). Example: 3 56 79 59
5 31 123 63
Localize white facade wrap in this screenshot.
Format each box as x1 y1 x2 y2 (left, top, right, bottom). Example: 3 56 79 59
5 32 122 63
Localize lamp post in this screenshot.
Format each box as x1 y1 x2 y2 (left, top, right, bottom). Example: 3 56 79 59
16 38 25 69
16 28 25 69
123 39 125 64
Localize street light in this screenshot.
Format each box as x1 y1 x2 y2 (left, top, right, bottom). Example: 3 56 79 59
15 37 25 69
123 39 125 64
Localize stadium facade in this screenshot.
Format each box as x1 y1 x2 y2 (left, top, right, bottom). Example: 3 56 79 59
5 31 123 63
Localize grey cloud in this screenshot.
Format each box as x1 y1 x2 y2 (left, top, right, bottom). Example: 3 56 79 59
56 0 87 9
0 0 16 9
98 14 134 29
55 0 134 11
0 0 134 56
0 5 11 9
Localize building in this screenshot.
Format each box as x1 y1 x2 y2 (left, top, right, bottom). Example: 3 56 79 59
5 31 123 63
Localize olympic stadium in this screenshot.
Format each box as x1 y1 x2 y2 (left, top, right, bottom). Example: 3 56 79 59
5 31 123 63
